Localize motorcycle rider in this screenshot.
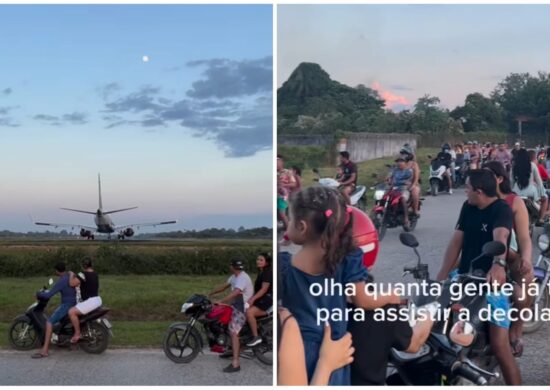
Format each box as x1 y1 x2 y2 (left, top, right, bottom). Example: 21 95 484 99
209 258 254 373
68 257 101 344
31 262 76 358
495 143 512 173
389 157 413 230
400 144 421 217
436 169 521 385
246 253 273 347
337 151 358 205
436 143 453 194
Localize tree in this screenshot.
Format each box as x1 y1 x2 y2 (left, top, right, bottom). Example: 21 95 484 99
450 93 505 132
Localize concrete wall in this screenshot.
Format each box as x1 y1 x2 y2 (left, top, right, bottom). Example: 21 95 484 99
341 133 418 163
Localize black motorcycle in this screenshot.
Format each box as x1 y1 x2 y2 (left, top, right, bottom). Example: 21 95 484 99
163 294 273 365
387 233 506 385
8 279 112 354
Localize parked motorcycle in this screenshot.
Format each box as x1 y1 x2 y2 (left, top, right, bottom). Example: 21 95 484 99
8 279 112 354
427 155 452 196
523 229 550 333
312 168 367 210
387 233 506 385
163 294 272 365
370 184 422 241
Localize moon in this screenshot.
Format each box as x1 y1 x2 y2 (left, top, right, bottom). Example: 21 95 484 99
142 55 149 62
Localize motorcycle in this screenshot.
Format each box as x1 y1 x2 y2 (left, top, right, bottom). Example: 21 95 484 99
523 228 550 333
427 155 452 196
312 168 368 211
387 233 506 385
370 183 422 241
163 294 273 365
8 279 112 354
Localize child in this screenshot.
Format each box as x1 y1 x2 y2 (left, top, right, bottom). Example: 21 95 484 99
279 186 401 385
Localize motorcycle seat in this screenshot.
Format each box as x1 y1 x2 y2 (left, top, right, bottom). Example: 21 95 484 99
79 306 110 322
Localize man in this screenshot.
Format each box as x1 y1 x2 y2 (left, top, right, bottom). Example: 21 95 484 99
495 143 512 173
209 258 254 373
511 142 521 163
31 262 76 358
337 151 358 205
436 143 453 194
68 258 101 343
390 157 413 230
400 145 421 216
436 169 521 385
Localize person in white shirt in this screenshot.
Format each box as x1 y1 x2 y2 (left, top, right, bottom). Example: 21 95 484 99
209 258 254 373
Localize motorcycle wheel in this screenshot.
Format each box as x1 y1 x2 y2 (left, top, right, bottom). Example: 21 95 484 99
163 326 201 363
523 283 549 334
8 318 40 350
376 212 387 241
408 216 418 232
430 181 438 197
253 318 273 366
80 321 110 354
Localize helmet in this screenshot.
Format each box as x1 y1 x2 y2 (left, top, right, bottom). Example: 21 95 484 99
442 143 451 151
400 144 413 156
230 258 245 270
351 207 379 269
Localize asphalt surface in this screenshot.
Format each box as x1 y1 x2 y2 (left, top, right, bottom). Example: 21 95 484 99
371 191 550 385
0 348 272 386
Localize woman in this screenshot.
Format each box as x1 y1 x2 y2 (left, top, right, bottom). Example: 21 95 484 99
245 253 273 347
484 161 534 357
511 148 547 225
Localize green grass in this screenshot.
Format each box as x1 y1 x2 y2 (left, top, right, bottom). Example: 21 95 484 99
0 321 172 348
0 275 257 322
301 147 439 193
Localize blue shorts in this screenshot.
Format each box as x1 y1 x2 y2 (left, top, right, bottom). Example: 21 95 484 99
48 303 73 325
486 292 511 329
448 269 510 329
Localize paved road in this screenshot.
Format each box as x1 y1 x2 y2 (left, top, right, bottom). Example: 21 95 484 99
0 348 272 386
372 191 550 385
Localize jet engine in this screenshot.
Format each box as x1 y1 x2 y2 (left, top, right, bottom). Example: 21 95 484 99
80 229 94 240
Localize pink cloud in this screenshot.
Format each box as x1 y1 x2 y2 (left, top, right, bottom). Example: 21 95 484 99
371 82 410 110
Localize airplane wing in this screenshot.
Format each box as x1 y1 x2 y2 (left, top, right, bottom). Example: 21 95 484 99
34 221 97 231
115 220 178 231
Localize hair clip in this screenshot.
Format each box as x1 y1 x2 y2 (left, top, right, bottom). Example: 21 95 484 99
325 209 333 218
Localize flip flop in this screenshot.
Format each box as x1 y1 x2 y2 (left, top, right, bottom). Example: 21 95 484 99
31 352 49 359
510 339 524 358
70 336 81 344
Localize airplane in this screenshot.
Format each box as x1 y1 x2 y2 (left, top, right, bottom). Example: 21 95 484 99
34 174 177 240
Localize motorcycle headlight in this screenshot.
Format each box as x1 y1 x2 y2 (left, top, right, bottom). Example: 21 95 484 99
374 190 385 201
538 234 550 252
181 302 194 313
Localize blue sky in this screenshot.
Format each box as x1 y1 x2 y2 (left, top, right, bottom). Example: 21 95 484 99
278 4 550 111
0 5 273 233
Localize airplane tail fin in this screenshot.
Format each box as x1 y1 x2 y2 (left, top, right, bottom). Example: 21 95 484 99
98 173 103 211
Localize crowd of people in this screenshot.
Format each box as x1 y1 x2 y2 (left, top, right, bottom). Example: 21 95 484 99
277 140 550 385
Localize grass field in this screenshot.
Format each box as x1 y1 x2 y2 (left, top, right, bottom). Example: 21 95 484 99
0 274 257 348
300 147 439 193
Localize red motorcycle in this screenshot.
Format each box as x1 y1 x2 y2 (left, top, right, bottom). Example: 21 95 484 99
163 294 272 366
370 185 422 241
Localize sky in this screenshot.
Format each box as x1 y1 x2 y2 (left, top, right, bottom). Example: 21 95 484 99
278 4 550 111
0 5 273 233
